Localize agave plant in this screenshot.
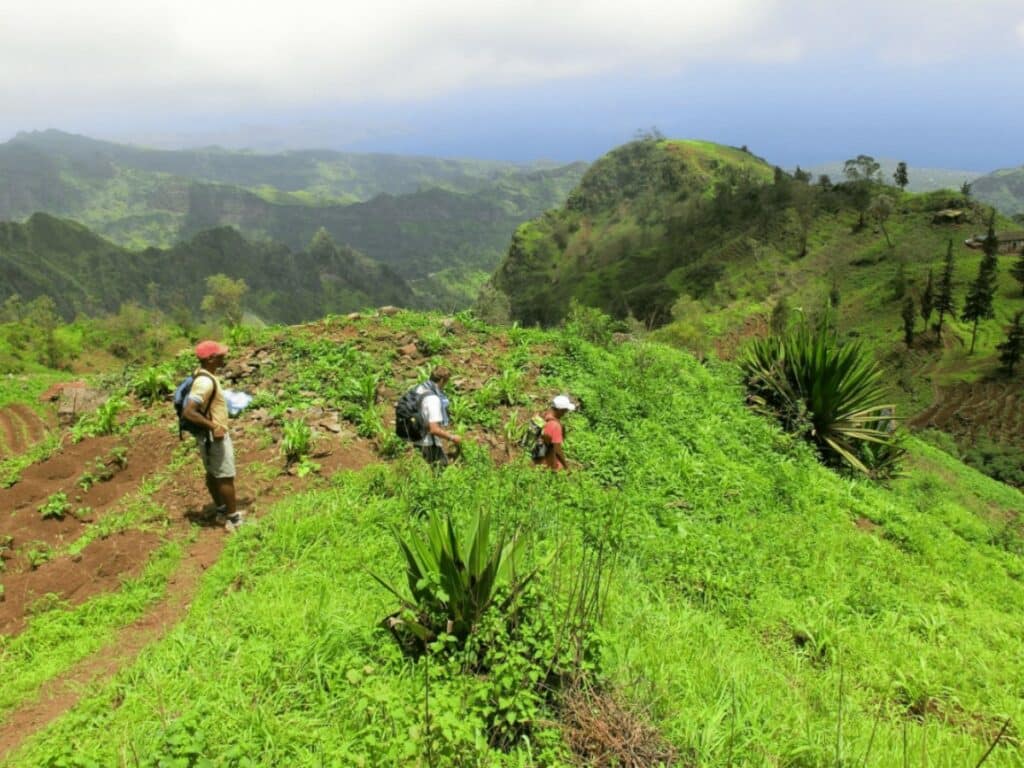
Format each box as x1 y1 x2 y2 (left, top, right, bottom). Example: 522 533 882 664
740 320 904 476
372 509 537 644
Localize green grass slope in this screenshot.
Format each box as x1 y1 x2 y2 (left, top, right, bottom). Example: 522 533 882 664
486 137 1024 482
4 314 1022 766
0 213 415 323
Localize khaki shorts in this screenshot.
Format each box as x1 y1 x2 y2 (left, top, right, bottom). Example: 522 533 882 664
195 433 236 479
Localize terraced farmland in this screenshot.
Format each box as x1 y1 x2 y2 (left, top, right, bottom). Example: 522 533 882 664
912 380 1024 446
0 405 49 459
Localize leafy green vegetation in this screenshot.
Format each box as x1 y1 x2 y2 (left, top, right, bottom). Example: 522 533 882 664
372 508 536 644
4 318 1022 766
740 318 904 476
37 491 70 520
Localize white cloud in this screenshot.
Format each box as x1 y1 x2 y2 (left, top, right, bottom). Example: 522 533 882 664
0 0 778 117
1 0 1022 130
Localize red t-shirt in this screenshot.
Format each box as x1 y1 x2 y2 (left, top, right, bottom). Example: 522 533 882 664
541 415 566 471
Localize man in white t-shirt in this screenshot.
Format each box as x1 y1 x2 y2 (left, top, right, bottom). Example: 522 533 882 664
182 340 244 531
414 366 461 468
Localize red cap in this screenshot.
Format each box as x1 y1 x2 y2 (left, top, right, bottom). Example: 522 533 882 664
195 340 229 360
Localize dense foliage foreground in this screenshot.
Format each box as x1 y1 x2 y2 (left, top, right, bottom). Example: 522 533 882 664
7 323 1024 766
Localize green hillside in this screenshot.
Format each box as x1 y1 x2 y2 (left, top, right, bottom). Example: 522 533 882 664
0 213 414 323
0 131 586 306
485 137 1024 486
489 137 780 325
1 313 1022 766
973 166 1024 217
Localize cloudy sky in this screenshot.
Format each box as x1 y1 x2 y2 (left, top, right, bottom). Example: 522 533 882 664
2 0 1022 169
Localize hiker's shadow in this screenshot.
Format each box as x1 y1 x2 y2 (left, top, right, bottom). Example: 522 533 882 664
183 507 223 528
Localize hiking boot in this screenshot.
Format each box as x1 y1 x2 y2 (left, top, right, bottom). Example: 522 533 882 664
224 514 244 532
214 505 228 524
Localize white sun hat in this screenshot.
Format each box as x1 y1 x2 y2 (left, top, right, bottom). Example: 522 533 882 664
551 394 576 411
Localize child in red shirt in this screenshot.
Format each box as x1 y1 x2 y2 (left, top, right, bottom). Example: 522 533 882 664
537 395 576 471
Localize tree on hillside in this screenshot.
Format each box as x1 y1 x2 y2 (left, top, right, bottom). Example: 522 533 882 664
23 295 64 368
1010 248 1024 295
817 174 832 190
934 240 957 338
829 279 841 310
792 181 817 257
0 294 23 323
901 295 916 346
920 269 934 328
960 181 972 199
843 155 882 183
793 166 811 183
893 161 909 191
771 297 791 336
201 274 249 327
997 311 1024 375
889 261 908 301
843 155 880 229
869 194 895 247
961 220 999 354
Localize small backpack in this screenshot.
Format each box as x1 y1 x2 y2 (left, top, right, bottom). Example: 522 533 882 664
525 417 547 461
173 371 216 439
395 385 429 442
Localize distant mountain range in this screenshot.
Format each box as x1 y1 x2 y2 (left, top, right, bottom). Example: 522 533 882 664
0 130 587 307
0 213 413 322
971 166 1024 217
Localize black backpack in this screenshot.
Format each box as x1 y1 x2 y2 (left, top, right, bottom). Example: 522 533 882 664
173 371 216 439
395 385 430 442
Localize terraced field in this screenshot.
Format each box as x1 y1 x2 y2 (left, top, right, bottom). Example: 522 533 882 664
0 405 49 459
912 380 1024 446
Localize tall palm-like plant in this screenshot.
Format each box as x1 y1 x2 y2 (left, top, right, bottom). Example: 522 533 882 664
372 509 537 644
741 320 903 476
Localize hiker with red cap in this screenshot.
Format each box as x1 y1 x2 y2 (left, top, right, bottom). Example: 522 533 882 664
182 340 243 531
534 394 576 472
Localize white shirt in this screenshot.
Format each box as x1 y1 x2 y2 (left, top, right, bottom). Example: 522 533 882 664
416 386 445 448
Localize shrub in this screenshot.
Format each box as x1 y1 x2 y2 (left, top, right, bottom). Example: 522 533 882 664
71 396 127 441
39 492 69 520
280 418 313 463
564 299 616 347
372 509 537 645
132 364 174 404
740 319 904 476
